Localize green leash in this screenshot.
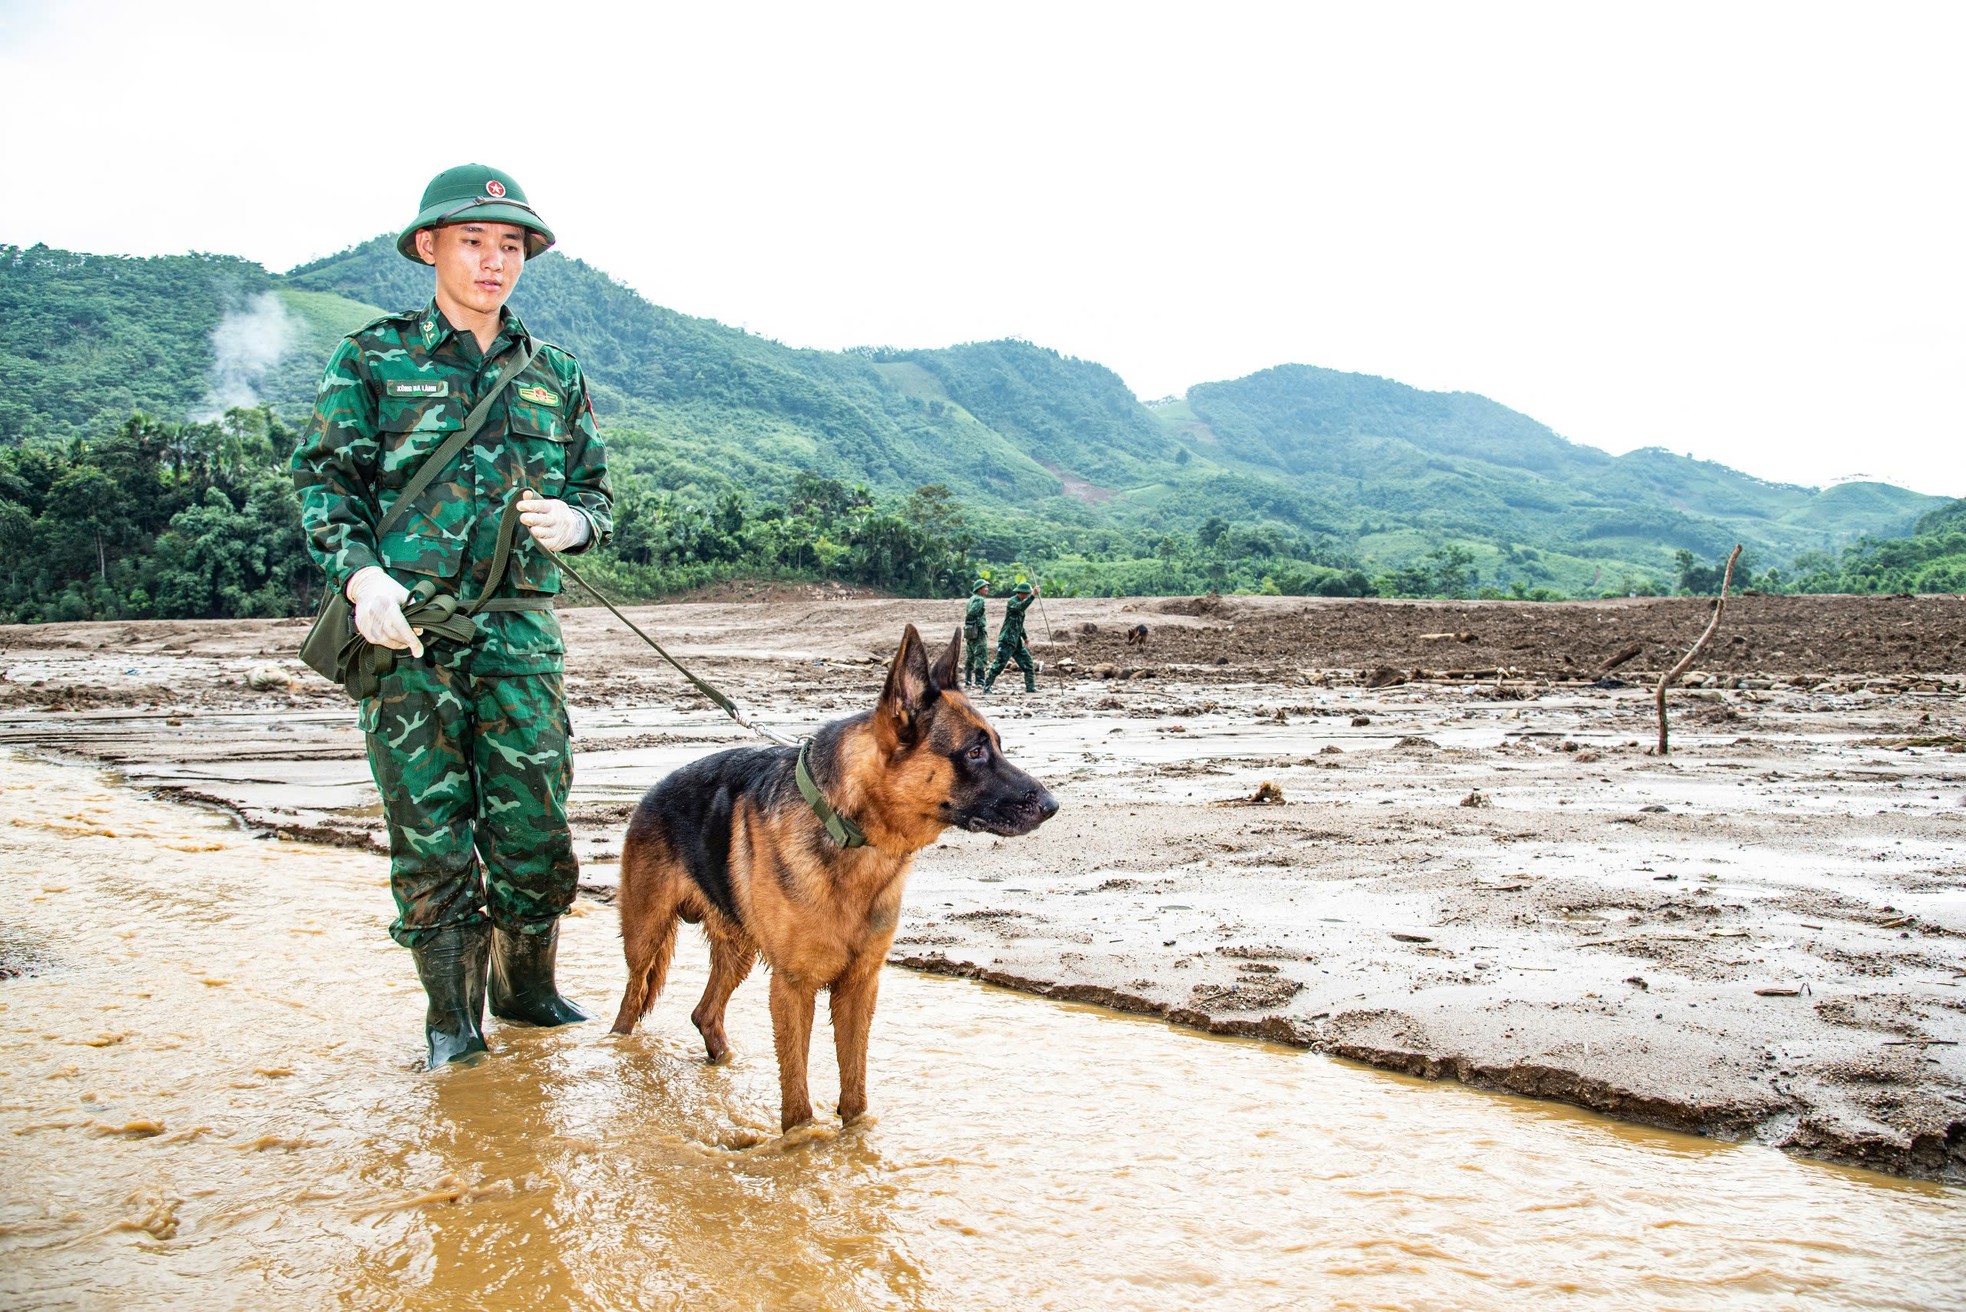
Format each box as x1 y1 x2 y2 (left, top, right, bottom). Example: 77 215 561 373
545 548 868 848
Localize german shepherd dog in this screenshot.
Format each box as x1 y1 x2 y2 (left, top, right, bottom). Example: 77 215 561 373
610 624 1057 1130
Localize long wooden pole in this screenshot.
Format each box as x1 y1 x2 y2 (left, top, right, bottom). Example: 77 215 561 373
1024 565 1055 643
1654 544 1743 755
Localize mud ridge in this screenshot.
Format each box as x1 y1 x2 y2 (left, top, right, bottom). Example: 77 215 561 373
892 951 1966 1181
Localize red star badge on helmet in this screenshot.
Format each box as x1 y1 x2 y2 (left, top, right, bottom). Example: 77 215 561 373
485 179 507 198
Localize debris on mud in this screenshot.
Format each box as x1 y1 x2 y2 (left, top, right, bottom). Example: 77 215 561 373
1217 781 1286 807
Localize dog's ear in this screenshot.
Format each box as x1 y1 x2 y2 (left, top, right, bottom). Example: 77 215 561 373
928 628 962 691
876 623 935 748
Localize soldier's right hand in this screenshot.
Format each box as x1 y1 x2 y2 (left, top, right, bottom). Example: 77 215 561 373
346 567 425 658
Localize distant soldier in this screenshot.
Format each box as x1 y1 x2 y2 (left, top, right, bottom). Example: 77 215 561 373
981 579 1040 694
962 576 991 687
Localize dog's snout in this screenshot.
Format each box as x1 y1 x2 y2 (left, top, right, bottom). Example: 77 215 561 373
1031 789 1059 823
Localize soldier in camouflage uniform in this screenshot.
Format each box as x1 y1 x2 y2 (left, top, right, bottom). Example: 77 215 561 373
980 579 1040 694
289 164 613 1068
962 576 991 687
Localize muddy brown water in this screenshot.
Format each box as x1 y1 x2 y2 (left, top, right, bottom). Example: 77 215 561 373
4 758 1964 1311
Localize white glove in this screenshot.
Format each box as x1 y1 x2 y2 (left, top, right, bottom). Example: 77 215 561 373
518 494 591 552
346 566 424 658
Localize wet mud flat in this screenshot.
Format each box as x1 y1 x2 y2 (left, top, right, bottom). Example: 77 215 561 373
5 757 1965 1310
2 594 1964 1183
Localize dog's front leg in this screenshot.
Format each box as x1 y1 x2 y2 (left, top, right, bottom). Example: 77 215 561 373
769 971 818 1131
830 955 884 1124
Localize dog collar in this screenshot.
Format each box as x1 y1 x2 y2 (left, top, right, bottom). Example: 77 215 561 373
796 741 868 849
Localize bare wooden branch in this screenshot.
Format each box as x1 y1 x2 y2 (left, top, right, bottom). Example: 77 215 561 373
1596 642 1644 675
1654 544 1743 755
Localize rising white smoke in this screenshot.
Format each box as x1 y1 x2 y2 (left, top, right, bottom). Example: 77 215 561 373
194 291 294 420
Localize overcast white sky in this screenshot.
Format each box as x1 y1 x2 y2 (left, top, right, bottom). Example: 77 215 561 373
3 1 1960 496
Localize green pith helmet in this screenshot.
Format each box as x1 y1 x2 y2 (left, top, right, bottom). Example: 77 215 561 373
1012 580 1033 595
973 577 990 593
397 164 556 263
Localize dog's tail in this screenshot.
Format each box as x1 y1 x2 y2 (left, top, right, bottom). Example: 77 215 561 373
609 825 683 1035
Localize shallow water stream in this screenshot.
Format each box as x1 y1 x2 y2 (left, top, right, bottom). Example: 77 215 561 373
3 758 1963 1311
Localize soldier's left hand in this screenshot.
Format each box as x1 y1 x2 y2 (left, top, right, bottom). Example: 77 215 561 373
518 493 591 552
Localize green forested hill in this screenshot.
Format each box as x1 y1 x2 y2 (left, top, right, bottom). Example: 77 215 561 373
0 245 272 440
0 236 1952 609
1178 364 1940 563
285 237 1082 527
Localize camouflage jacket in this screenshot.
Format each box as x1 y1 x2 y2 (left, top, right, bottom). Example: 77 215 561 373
290 300 613 676
964 593 987 637
997 593 1034 645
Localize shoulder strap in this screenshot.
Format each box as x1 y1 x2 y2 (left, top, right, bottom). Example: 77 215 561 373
374 340 540 542
355 309 419 334
457 497 525 616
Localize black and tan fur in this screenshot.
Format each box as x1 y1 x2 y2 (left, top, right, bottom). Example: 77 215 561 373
610 624 1057 1130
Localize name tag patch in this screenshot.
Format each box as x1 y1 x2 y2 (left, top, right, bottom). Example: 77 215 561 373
385 379 450 398
518 385 560 406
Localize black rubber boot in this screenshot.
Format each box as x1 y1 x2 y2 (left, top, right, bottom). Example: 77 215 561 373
489 922 589 1027
409 922 491 1070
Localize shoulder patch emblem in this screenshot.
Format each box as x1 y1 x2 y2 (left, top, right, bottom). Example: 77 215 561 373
385 380 450 398
517 385 560 406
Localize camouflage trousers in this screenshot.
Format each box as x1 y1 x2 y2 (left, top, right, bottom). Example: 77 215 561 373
983 639 1036 692
360 662 577 947
963 630 988 685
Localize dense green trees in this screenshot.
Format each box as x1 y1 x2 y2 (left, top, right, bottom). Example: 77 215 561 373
1787 500 1966 595
581 474 977 599
0 408 314 621
7 399 1957 620
0 408 993 620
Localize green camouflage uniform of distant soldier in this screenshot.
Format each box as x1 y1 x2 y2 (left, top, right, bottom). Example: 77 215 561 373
981 579 1040 693
962 577 991 687
290 164 613 1068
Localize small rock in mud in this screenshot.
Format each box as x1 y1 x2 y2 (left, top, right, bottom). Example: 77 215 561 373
1365 666 1407 689
246 665 292 692
1459 790 1489 808
1350 715 1372 727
